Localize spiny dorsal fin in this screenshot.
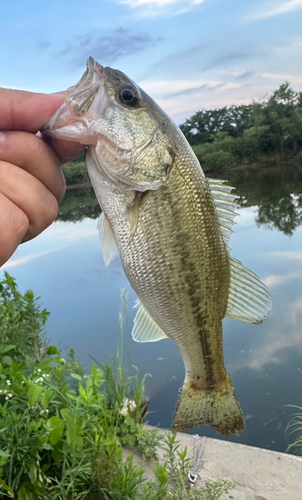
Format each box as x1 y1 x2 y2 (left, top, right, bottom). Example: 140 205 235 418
208 179 272 322
208 178 239 249
97 212 118 266
132 300 168 342
225 256 272 324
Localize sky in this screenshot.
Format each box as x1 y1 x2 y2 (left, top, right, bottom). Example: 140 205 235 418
1 0 302 123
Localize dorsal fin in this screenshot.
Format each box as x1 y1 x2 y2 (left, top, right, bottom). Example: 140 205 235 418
208 178 272 323
208 178 239 249
97 212 118 266
132 300 168 342
225 257 272 324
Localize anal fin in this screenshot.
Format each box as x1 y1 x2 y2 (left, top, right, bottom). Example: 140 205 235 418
132 300 168 342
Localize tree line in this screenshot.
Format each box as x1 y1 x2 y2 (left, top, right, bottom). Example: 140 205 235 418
179 83 302 171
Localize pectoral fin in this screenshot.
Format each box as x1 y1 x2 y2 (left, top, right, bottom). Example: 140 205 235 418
225 256 272 324
132 300 168 342
97 212 118 266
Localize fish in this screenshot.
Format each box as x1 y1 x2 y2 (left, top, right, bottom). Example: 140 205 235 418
42 57 272 435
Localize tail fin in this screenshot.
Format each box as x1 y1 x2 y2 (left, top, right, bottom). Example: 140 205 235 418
172 375 245 436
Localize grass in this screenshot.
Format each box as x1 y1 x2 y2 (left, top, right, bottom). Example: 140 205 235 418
286 406 302 456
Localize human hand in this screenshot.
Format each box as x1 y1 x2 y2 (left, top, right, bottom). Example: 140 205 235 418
0 88 84 267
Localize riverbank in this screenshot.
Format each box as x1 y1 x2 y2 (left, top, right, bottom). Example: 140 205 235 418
62 156 302 188
130 427 302 500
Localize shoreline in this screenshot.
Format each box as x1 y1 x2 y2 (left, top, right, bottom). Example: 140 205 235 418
64 158 302 190
129 426 302 500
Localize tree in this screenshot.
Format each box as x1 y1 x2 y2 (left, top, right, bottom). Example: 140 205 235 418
254 83 302 159
179 105 254 145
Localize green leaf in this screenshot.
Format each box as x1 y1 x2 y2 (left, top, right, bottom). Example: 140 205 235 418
52 446 63 462
2 356 12 367
41 389 52 409
38 358 54 373
47 417 65 445
70 372 82 381
44 345 60 356
60 408 74 427
0 449 9 458
28 462 37 485
78 383 87 401
0 345 16 354
28 384 42 407
0 477 14 497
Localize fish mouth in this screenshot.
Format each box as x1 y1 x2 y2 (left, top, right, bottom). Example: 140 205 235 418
41 57 105 141
72 57 104 93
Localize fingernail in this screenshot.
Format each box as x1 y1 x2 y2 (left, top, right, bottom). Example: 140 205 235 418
0 132 5 146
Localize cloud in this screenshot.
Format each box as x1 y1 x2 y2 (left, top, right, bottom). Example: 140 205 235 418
202 52 253 73
265 251 302 260
59 28 161 67
1 250 56 270
263 272 301 288
37 41 50 50
259 72 302 85
229 296 302 372
246 0 302 21
164 81 238 98
123 0 203 5
117 0 205 17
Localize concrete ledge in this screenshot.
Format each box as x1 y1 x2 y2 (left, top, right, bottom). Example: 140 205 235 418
131 427 302 500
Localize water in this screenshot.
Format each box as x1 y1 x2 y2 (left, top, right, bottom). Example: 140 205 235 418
2 163 302 453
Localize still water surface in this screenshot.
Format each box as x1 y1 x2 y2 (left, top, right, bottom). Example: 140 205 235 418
2 164 302 453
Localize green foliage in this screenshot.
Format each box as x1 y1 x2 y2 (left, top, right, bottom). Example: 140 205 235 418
62 152 90 186
139 434 235 500
217 164 302 236
57 188 101 223
181 82 302 170
180 105 254 146
0 273 49 363
286 406 302 456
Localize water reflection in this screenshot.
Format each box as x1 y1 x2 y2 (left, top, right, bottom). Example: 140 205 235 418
57 187 101 222
59 163 302 237
213 162 302 235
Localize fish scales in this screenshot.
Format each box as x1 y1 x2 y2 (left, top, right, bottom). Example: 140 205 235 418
42 57 272 436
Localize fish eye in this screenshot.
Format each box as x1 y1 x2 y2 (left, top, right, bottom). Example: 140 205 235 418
119 85 139 106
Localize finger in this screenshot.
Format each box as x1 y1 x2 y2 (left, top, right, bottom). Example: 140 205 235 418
0 131 66 201
51 138 85 162
0 193 29 267
0 161 58 241
0 88 70 133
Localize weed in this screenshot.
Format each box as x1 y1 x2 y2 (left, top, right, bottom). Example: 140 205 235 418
286 405 302 456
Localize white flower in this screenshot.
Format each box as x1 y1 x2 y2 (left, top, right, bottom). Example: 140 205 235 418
40 409 49 415
6 380 11 386
120 398 137 417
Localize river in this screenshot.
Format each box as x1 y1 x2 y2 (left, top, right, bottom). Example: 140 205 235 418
1 163 302 453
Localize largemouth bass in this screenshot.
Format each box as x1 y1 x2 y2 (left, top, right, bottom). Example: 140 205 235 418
42 57 272 435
